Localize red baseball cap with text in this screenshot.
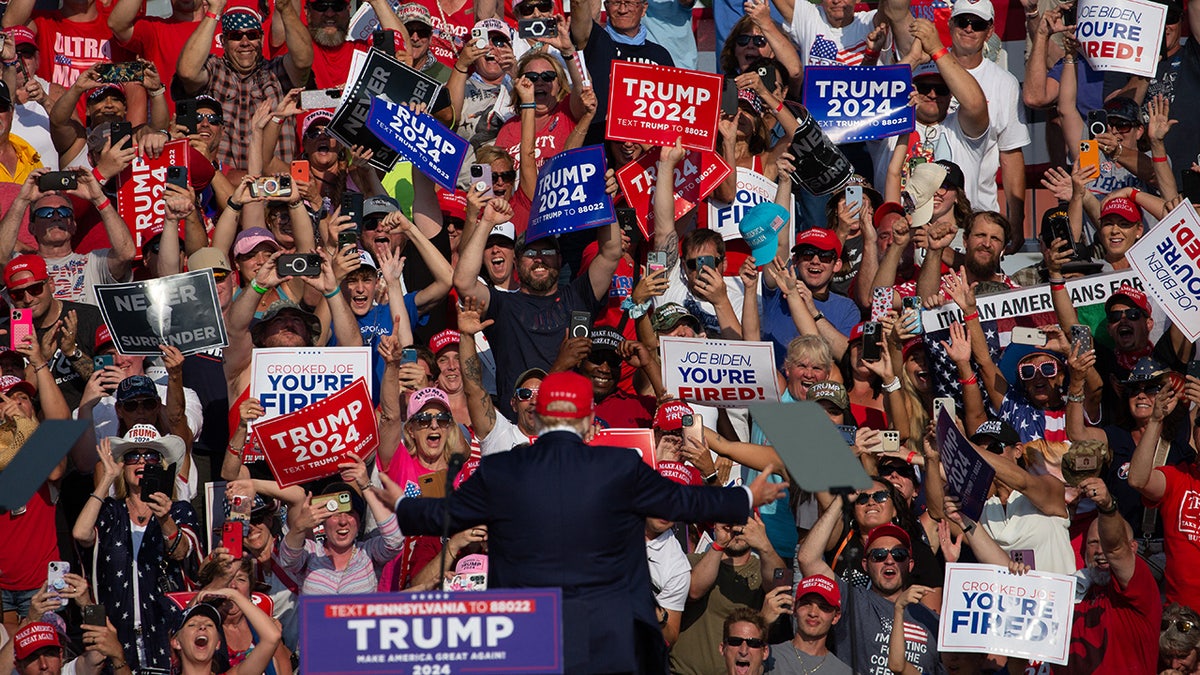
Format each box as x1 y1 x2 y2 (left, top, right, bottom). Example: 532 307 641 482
4 254 48 289
535 371 593 419
654 400 693 431
796 575 841 609
14 622 61 660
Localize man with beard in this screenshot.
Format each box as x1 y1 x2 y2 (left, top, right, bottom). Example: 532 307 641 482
769 576 852 675
453 195 622 419
798 499 941 674
914 210 1017 302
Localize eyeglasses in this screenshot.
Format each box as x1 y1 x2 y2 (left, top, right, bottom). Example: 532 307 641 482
521 247 559 259
1109 121 1136 133
406 24 432 38
521 71 558 83
515 387 539 401
867 547 910 563
493 170 516 183
1164 619 1198 633
1124 381 1164 397
517 0 554 14
308 0 348 11
1107 308 1146 323
224 29 263 42
9 282 46 301
723 636 766 648
854 490 891 506
411 411 452 428
197 112 224 126
914 81 951 97
951 15 991 31
33 206 73 220
794 246 838 264
735 34 768 47
123 451 162 465
1018 361 1058 380
121 397 160 413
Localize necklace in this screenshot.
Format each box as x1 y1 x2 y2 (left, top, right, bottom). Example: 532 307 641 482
128 500 150 525
794 645 828 675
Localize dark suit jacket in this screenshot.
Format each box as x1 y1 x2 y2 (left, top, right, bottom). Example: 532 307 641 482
395 430 751 675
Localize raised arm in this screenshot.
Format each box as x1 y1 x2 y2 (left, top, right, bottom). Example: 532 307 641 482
910 19 986 138
1079 477 1138 587
588 219 622 303
456 296 498 439
176 0 224 95
569 0 598 49
653 140 686 271
797 495 842 579
278 0 313 90
451 186 494 311
1126 388 1174 501
73 439 120 547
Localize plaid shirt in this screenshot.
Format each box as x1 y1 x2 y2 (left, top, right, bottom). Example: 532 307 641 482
202 54 296 169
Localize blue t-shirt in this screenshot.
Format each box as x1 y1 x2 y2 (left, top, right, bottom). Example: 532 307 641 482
643 0 697 70
328 292 424 403
1049 57 1105 119
760 284 861 370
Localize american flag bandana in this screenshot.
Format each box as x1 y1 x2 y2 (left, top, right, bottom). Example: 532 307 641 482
221 9 262 33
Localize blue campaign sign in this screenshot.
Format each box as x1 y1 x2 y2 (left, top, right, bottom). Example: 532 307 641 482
936 408 996 522
802 65 914 144
526 145 615 242
367 98 469 191
301 589 563 675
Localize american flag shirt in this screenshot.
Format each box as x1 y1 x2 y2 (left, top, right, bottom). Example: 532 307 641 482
789 1 880 66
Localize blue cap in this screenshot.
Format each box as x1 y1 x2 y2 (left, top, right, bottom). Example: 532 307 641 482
116 375 158 403
737 202 789 264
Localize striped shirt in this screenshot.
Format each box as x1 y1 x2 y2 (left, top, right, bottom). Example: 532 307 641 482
276 515 404 596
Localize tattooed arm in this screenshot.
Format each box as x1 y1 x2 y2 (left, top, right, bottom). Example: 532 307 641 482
457 297 498 439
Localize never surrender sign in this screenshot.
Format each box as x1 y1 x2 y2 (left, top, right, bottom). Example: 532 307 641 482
1077 0 1165 78
301 590 564 675
939 563 1076 665
94 270 227 356
606 61 723 151
1127 201 1200 341
367 97 468 191
802 65 914 143
251 347 373 421
526 145 614 242
252 378 378 487
660 336 780 407
614 147 730 239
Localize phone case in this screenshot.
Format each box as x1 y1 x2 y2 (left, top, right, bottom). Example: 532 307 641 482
1079 141 1101 180
291 161 311 185
870 287 893 322
222 522 243 558
10 309 32 350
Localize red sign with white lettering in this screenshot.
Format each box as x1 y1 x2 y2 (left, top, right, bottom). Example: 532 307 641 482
116 140 191 253
615 147 731 239
252 378 379 488
606 61 724 152
589 428 656 470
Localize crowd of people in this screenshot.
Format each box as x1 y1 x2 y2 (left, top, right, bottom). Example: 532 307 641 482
0 0 1198 671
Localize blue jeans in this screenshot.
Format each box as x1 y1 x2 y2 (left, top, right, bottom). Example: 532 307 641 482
2 586 38 618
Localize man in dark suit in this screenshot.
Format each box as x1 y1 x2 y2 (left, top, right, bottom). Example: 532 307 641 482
378 371 787 675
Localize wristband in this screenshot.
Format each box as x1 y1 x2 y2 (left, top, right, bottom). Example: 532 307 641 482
1129 188 1140 202
562 52 575 60
34 362 48 373
94 198 111 211
1153 155 1168 163
962 311 979 322
89 493 104 504
905 451 917 464
961 519 976 535
205 10 218 19
1047 277 1066 285
710 541 724 552
519 102 536 110
250 279 270 295
703 472 718 484
1050 283 1065 291
148 86 166 97
931 46 950 61
323 288 340 299
454 66 469 74
92 166 107 184
1097 497 1118 514
271 115 284 125
811 311 825 324
864 48 880 58
958 375 977 385
775 100 784 112
882 377 902 393
226 196 243 212
2 59 17 68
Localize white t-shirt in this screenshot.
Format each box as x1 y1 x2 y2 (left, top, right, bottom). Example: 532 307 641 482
653 259 745 339
868 112 988 201
479 410 536 456
949 58 1030 211
44 249 119 304
646 529 691 611
14 76 57 171
789 2 877 66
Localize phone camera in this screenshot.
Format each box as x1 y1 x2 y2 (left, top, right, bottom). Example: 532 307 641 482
1089 120 1107 137
283 257 310 274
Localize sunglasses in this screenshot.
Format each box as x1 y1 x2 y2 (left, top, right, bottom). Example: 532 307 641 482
308 0 348 10
9 282 46 301
33 206 73 220
121 397 160 413
521 71 558 83
1165 619 1198 633
1109 120 1136 133
867 547 910 563
493 170 516 183
212 270 231 282
303 125 331 140
854 490 891 506
406 24 432 38
0 102 11 114
411 411 452 428
15 47 35 58
723 636 766 648
794 246 838 264
488 35 511 47
197 112 224 125
521 247 559 258
517 0 554 14
1018 361 1058 380
515 387 539 401
224 29 263 42
915 81 951 97
952 15 991 31
123 451 162 465
1125 382 1164 397
735 34 768 47
1107 308 1146 323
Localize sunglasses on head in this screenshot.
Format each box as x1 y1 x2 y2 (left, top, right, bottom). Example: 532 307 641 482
493 170 516 183
952 14 991 31
1107 308 1145 323
723 636 766 648
121 397 160 413
1109 120 1136 133
915 81 951 97
867 546 910 563
521 71 558 83
9 282 46 301
411 411 452 428
521 247 559 259
517 0 554 14
1165 619 1198 633
308 0 348 11
406 24 432 38
1124 381 1164 397
794 246 838 264
735 34 768 47
224 29 263 42
1018 361 1059 380
33 206 73 220
854 490 891 506
123 451 162 465
515 387 539 401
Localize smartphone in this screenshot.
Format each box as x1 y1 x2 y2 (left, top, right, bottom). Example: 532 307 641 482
166 166 188 189
1070 324 1093 354
470 164 494 198
93 354 115 371
81 603 106 627
248 175 293 199
47 561 69 607
694 255 717 272
933 396 955 420
1040 211 1075 256
720 77 738 117
371 28 396 56
338 230 359 251
175 99 199 135
400 347 418 365
616 207 639 238
754 63 778 93
221 521 243 559
681 412 703 448
1061 3 1076 25
10 308 32 351
569 310 591 339
1010 326 1048 347
880 430 901 453
341 192 363 223
647 251 667 274
290 160 311 185
844 185 863 211
109 121 133 150
870 286 893 322
772 567 795 592
470 26 487 48
1181 169 1200 204
861 321 882 362
1189 359 1200 381
419 470 447 498
94 61 145 83
38 171 77 192
312 491 353 514
300 88 344 110
139 462 176 502
902 296 924 334
836 424 858 445
517 17 557 39
1079 140 1101 181
1086 109 1107 139
276 253 322 277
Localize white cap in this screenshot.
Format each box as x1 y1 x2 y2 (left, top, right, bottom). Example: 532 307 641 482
358 248 378 270
904 163 948 228
488 222 515 243
951 0 994 21
912 62 941 80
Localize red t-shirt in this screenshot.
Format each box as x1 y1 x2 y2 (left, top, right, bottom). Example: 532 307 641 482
580 244 637 395
311 40 365 89
1151 462 1200 606
118 18 221 113
34 11 132 120
413 0 474 68
1055 556 1160 674
494 100 576 176
0 484 59 590
594 388 655 430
